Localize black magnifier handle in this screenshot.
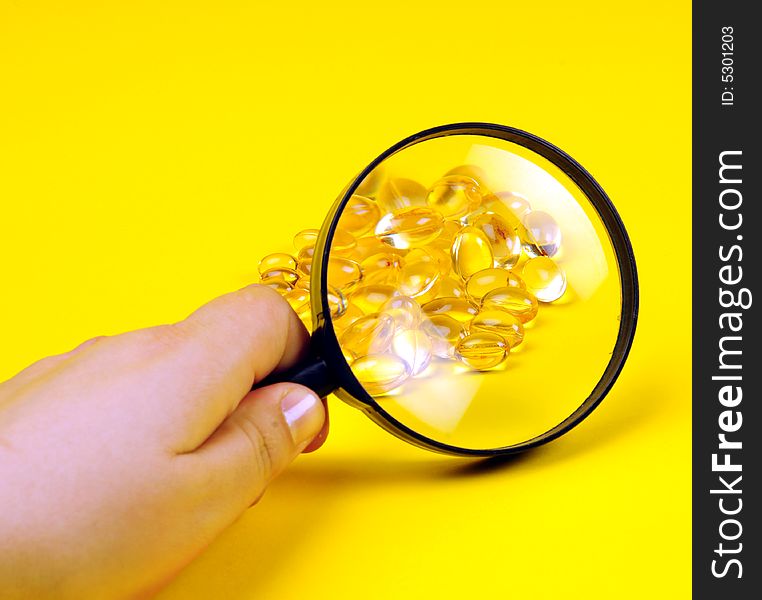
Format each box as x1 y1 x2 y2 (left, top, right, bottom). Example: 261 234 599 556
253 353 339 399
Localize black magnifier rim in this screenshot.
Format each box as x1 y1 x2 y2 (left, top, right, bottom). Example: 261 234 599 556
312 122 639 457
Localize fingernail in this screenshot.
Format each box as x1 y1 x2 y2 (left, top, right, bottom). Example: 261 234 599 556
281 390 324 447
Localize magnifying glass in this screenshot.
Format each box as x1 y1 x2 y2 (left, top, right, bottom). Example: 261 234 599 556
258 122 638 457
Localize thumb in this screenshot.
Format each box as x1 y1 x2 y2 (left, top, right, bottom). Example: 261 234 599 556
186 382 325 511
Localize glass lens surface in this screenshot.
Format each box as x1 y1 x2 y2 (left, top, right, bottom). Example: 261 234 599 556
326 133 623 450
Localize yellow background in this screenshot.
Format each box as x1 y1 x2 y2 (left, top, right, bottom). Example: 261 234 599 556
0 1 691 598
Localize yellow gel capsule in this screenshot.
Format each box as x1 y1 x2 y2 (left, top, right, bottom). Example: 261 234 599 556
293 228 319 251
481 287 539 323
406 247 450 278
297 245 315 262
380 295 423 330
392 329 433 376
422 296 479 322
351 354 410 396
294 277 311 290
444 164 489 187
521 256 568 302
465 268 526 302
258 252 297 274
355 165 386 199
422 314 467 358
455 332 508 370
353 235 390 261
399 260 441 304
494 191 531 218
376 178 427 214
327 257 363 290
522 210 561 257
429 219 463 252
260 267 299 285
451 226 494 280
437 275 467 299
341 347 356 366
350 284 398 314
332 302 364 333
340 313 395 356
338 195 380 237
283 289 311 313
296 259 312 277
330 228 358 255
426 175 482 219
360 252 404 286
261 279 293 295
470 212 521 269
375 206 444 249
470 308 525 348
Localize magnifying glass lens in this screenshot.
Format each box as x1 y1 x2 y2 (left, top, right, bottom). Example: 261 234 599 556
324 132 628 452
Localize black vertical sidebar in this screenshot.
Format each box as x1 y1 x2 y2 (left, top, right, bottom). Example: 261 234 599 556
694 2 760 599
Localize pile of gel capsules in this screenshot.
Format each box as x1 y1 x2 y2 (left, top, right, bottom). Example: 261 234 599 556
257 165 567 396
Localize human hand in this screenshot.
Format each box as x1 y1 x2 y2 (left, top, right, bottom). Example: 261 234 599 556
0 285 327 599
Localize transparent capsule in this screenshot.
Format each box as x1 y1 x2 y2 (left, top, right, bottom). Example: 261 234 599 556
360 252 404 286
326 257 363 290
465 268 526 302
521 256 567 302
261 279 293 295
258 252 297 274
522 210 561 257
339 194 381 237
406 247 450 278
329 228 358 255
470 212 521 268
296 245 315 262
375 206 444 249
380 295 423 330
437 276 467 299
399 260 441 304
494 191 531 218
481 287 539 323
332 302 364 333
327 286 348 318
422 314 467 358
422 296 479 322
426 175 482 219
341 347 356 366
351 354 410 396
392 329 433 376
353 235 390 261
293 228 319 252
444 164 488 187
451 226 494 280
355 165 385 199
283 289 311 314
469 308 525 348
376 178 427 214
350 284 398 314
260 267 299 285
455 332 508 370
429 219 463 252
340 313 395 356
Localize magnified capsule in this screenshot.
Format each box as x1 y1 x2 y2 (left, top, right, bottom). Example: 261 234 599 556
392 329 433 376
375 206 444 249
351 354 410 396
330 228 358 255
422 296 479 322
353 235 390 261
465 268 526 302
444 164 488 187
470 308 525 348
339 194 381 237
350 284 398 314
494 191 531 218
327 257 363 290
377 178 427 214
426 175 482 219
260 267 299 285
332 302 364 333
437 276 467 299
360 252 404 286
451 226 494 280
380 295 423 330
521 256 567 302
455 332 508 370
327 286 348 318
293 228 319 251
470 212 521 268
258 252 297 274
261 279 293 294
481 287 539 323
522 210 561 257
422 314 467 358
399 260 441 304
340 313 395 356
406 247 450 278
429 220 463 252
